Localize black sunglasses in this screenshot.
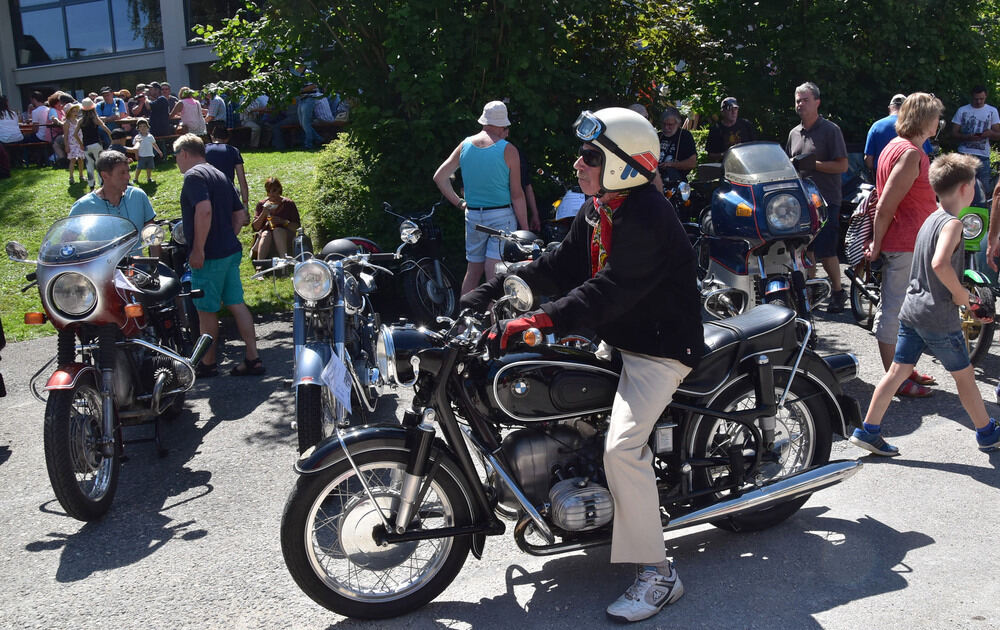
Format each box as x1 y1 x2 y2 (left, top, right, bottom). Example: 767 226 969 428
579 146 602 167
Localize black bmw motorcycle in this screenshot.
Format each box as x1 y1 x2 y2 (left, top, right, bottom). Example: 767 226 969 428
279 277 863 619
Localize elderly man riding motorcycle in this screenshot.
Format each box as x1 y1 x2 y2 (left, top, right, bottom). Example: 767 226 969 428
462 107 703 623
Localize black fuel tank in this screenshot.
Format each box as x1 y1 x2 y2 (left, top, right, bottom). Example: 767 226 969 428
489 346 619 422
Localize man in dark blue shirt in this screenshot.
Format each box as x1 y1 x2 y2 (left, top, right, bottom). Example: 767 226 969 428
205 125 249 210
174 133 263 377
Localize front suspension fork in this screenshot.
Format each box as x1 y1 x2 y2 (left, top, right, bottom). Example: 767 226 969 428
753 354 778 451
97 327 117 457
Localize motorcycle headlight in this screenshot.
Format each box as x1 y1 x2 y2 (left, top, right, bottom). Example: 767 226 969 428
765 193 802 231
963 214 984 240
51 272 97 316
293 260 333 301
399 219 422 245
170 219 186 246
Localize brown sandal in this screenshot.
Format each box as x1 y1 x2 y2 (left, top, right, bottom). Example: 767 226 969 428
230 357 265 376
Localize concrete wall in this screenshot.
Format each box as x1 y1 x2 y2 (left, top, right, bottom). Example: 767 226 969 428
0 0 218 111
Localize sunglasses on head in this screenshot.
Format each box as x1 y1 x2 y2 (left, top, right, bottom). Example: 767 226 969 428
579 146 602 167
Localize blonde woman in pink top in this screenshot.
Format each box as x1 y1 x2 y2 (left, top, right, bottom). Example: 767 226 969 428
171 87 206 136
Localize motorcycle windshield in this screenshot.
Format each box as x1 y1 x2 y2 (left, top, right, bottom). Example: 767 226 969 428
38 215 138 264
723 143 799 185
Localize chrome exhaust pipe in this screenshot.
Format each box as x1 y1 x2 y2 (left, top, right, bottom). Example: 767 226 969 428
189 333 213 367
664 459 862 531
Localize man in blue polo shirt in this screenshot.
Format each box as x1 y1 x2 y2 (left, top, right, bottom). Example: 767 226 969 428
96 86 127 147
864 93 934 174
174 133 262 377
69 150 156 256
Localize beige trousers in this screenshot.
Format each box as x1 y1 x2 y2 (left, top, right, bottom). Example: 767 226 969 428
604 348 691 564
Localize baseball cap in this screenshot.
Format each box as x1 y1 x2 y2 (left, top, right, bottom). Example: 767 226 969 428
721 97 739 109
889 93 906 107
99 86 112 94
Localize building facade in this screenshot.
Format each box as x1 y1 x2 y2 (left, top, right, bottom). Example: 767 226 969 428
0 0 240 110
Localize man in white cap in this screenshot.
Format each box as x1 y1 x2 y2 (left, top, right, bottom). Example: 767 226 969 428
434 100 530 295
864 93 934 174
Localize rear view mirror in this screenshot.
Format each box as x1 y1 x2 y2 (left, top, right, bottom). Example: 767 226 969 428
6 241 29 261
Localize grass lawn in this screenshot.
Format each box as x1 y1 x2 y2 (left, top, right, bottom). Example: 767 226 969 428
0 148 320 342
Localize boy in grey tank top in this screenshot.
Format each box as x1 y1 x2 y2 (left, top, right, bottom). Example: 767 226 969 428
851 153 1000 455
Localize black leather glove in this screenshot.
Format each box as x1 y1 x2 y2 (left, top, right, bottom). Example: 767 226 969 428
459 274 505 312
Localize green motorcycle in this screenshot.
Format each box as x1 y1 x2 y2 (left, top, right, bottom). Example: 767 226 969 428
958 204 996 364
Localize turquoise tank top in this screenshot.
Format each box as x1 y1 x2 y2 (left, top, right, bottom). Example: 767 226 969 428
459 138 511 208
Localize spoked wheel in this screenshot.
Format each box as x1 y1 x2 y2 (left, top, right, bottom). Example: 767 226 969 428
850 263 880 330
690 370 832 532
281 449 472 619
401 260 457 325
43 374 120 521
962 283 995 365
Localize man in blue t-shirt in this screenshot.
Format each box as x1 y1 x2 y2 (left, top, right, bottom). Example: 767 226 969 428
69 150 156 256
174 133 262 377
864 93 934 174
205 124 250 210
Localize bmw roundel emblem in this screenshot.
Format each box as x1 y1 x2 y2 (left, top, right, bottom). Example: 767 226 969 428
512 379 529 396
60 245 75 257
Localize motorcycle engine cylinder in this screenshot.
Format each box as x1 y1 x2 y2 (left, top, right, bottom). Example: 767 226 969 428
548 477 614 531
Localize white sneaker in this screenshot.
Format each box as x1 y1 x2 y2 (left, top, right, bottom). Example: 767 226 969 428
606 565 684 623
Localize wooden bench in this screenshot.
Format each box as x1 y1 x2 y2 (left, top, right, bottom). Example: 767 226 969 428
278 119 347 146
155 134 181 156
11 141 53 167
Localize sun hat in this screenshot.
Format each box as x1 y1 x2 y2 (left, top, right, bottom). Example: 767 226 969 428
627 103 649 118
80 97 96 111
477 101 511 127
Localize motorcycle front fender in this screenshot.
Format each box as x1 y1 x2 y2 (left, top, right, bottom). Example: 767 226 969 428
294 342 332 388
45 363 97 390
964 268 990 285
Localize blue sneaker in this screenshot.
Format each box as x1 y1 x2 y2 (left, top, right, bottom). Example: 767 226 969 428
849 428 900 457
977 420 1000 453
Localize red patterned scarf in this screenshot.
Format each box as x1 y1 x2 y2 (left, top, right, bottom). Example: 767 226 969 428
590 194 626 277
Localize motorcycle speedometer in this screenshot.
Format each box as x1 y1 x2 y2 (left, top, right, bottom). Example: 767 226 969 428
50 272 98 317
293 260 333 301
962 214 984 240
765 193 802 231
399 219 422 244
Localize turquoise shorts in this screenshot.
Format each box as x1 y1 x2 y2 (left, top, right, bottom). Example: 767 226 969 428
191 251 244 312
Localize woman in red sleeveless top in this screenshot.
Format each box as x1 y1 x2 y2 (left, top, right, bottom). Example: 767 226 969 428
867 93 944 396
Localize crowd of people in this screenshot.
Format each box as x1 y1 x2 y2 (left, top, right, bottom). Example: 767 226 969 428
0 74 350 180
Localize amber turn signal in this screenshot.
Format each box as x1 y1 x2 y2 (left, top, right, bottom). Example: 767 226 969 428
124 304 144 318
522 327 543 347
24 312 46 325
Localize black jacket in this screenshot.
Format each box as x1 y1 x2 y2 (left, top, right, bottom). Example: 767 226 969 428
519 183 703 368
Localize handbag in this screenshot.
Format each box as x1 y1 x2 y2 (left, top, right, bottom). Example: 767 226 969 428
844 185 877 266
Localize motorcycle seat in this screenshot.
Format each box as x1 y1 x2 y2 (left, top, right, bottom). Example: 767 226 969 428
679 304 798 395
134 262 181 305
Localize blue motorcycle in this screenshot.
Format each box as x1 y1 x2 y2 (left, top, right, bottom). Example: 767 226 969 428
700 142 831 323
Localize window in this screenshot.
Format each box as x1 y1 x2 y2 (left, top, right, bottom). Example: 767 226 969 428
12 0 163 67
184 0 243 44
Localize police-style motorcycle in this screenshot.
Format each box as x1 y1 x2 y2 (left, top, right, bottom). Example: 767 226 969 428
700 142 831 321
279 277 862 619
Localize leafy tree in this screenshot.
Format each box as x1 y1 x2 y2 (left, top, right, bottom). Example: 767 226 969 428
686 0 1000 143
201 0 705 242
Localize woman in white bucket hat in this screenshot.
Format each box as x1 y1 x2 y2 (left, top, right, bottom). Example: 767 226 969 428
434 100 530 295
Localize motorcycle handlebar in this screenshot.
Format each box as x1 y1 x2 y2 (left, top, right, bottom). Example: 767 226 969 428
383 201 439 223
474 224 503 237
367 252 398 264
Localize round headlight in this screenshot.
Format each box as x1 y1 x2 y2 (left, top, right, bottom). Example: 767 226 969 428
962 214 984 240
293 260 333 301
503 275 535 312
765 193 802 231
51 272 97 316
376 324 397 385
170 219 186 246
399 220 422 245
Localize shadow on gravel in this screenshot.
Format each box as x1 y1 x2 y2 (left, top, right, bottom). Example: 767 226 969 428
860 450 1000 490
0 444 10 467
24 408 215 582
392 506 933 629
